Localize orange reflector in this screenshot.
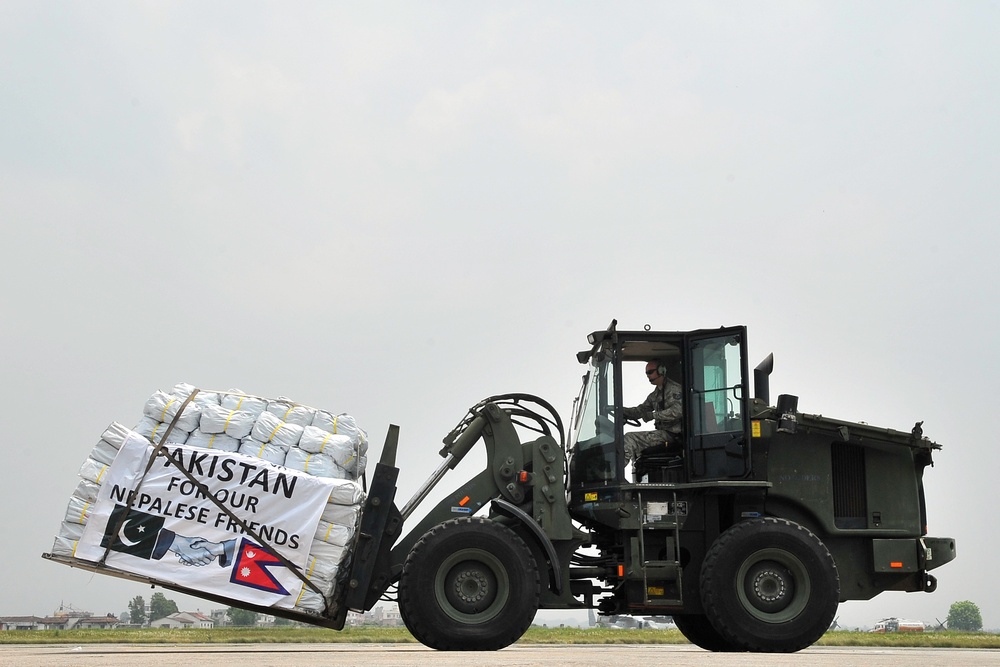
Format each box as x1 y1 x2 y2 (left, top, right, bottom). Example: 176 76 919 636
459 496 470 507
519 471 529 483
617 564 624 577
890 561 904 569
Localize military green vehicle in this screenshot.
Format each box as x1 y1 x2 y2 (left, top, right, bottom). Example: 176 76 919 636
351 321 956 653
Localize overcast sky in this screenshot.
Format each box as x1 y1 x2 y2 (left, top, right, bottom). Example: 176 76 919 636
2 2 998 631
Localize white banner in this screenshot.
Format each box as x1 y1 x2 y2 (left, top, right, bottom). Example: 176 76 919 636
76 431 336 610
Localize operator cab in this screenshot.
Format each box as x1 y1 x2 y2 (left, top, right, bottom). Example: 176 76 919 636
568 322 751 489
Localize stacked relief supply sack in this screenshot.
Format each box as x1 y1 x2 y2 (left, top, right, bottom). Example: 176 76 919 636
51 422 132 558
51 382 370 617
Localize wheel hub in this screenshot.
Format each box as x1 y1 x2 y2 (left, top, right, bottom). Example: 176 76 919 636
743 560 795 613
445 561 497 614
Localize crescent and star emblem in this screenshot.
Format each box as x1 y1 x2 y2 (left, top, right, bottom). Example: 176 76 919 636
117 519 144 547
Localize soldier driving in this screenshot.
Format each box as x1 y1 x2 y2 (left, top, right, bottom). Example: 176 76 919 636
622 360 683 462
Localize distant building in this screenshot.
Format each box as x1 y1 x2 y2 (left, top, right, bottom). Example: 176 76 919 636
0 605 120 631
0 617 46 631
72 614 121 629
346 603 402 627
149 612 215 629
209 608 230 626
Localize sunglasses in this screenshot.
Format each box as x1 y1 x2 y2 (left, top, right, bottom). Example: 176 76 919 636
645 369 658 376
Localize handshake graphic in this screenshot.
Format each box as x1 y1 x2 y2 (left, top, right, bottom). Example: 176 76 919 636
102 505 238 568
162 533 237 567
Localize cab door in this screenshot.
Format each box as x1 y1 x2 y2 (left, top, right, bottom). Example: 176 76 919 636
684 327 751 480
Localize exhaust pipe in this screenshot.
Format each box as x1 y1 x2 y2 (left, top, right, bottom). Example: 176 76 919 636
754 353 774 406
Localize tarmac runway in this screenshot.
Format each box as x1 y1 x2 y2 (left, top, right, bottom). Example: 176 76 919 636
1 643 999 667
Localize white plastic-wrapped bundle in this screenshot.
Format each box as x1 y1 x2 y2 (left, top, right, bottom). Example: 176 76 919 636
74 479 101 503
199 404 256 439
143 390 201 432
50 535 79 558
298 427 351 455
87 439 120 466
285 448 347 479
326 478 365 506
251 411 304 448
172 382 222 408
239 438 288 466
267 399 315 427
78 458 110 485
308 539 348 564
220 390 267 416
314 520 353 547
292 583 330 613
100 422 132 449
299 426 360 473
302 554 339 587
185 430 240 452
64 495 92 525
59 521 85 541
134 416 189 444
312 411 367 447
321 502 360 527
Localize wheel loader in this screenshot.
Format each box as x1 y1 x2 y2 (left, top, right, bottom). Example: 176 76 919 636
350 321 956 652
44 321 956 653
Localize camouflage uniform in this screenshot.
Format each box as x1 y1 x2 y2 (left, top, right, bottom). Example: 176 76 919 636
622 378 683 462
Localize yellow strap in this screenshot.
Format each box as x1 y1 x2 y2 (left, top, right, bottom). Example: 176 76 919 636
96 465 108 484
257 443 267 457
208 434 217 449
332 416 338 434
159 398 176 422
78 502 90 523
319 433 332 453
306 558 316 577
294 583 307 606
267 422 283 442
223 410 237 432
71 540 78 558
235 397 245 409
323 522 333 542
282 405 294 420
304 454 312 473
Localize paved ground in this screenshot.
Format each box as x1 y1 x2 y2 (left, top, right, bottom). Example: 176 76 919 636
1 644 998 667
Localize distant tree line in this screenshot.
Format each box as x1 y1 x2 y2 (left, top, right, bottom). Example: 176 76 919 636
126 593 178 625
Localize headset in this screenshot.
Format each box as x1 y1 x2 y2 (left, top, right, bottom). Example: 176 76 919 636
656 362 668 378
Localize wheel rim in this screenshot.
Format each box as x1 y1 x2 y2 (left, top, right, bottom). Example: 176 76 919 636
735 548 810 623
434 548 510 624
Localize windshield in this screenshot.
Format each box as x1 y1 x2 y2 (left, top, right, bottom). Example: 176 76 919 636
568 352 619 486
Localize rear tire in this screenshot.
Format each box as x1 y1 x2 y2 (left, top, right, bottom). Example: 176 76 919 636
672 614 741 652
700 517 839 652
398 517 539 650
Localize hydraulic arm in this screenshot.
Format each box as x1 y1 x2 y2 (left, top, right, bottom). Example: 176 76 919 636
344 394 569 611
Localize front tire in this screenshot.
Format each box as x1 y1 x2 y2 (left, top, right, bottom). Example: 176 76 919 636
700 517 839 652
398 517 539 650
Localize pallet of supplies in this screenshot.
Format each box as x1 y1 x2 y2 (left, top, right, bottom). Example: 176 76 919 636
47 383 369 618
